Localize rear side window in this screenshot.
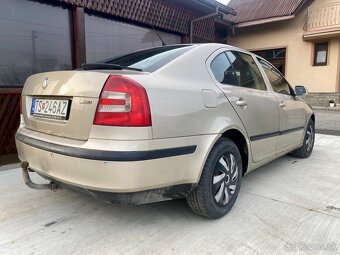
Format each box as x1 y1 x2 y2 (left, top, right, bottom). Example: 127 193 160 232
259 59 292 95
210 53 239 86
226 51 267 91
104 45 196 72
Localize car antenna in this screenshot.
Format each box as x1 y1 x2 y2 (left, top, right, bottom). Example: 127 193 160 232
150 24 166 46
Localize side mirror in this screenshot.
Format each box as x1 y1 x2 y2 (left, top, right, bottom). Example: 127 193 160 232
295 85 308 96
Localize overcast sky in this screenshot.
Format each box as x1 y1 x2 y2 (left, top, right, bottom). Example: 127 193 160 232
216 0 231 5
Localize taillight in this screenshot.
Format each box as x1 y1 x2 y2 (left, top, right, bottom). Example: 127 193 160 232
94 75 151 126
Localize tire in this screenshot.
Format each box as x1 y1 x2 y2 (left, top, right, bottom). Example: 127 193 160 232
291 119 315 158
186 138 242 219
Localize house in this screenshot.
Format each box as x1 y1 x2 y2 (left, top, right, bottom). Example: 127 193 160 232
227 0 340 107
0 0 236 159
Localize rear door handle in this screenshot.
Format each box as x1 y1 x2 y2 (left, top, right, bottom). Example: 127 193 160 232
236 98 248 107
279 102 286 108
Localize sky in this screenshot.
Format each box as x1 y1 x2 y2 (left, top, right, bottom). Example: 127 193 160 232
216 0 231 5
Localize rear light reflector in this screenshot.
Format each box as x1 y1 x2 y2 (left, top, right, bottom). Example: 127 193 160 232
94 75 151 126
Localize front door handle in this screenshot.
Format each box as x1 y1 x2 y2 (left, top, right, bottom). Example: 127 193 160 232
280 102 286 108
236 98 248 107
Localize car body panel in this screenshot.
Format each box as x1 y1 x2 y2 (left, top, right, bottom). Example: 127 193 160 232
22 71 107 141
275 94 308 152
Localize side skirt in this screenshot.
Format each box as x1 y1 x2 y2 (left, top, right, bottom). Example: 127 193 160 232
246 142 304 174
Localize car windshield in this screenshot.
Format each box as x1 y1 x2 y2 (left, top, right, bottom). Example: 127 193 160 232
102 45 196 72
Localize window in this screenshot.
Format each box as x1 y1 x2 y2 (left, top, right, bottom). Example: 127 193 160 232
85 14 181 63
259 59 292 95
252 48 286 59
105 45 196 72
313 42 328 66
252 48 286 74
0 0 72 87
226 51 267 91
210 53 238 85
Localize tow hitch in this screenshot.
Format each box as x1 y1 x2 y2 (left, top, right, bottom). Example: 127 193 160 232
21 161 58 191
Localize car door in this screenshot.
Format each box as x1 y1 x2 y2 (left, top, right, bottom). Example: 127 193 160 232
208 50 280 163
258 59 306 152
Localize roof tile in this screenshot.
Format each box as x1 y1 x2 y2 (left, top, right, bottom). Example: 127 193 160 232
228 0 309 23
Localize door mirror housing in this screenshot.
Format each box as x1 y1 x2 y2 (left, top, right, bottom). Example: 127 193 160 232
295 85 308 96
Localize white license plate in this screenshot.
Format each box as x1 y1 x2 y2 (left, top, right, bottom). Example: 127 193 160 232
31 98 70 120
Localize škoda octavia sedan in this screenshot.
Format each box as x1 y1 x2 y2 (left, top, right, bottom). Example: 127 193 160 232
16 44 314 218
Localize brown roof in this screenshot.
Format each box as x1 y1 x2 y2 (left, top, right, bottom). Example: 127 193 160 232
56 0 236 41
228 0 310 24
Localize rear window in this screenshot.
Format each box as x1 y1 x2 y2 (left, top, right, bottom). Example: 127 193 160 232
102 45 196 72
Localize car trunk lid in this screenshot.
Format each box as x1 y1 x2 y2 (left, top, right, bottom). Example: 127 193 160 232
21 71 110 141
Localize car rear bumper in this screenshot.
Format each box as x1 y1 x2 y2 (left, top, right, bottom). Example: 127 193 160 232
48 178 195 205
15 127 217 194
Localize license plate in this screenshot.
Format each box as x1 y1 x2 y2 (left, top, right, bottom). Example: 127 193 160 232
31 98 70 120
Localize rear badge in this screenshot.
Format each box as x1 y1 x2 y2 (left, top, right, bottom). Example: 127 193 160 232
42 77 49 89
80 99 93 105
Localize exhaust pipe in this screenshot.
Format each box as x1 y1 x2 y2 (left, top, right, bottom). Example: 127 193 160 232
21 161 58 191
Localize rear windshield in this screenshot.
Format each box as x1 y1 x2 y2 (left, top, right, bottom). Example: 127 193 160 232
102 45 196 72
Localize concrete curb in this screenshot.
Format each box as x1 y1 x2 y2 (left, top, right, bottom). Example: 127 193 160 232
316 129 340 136
313 106 340 112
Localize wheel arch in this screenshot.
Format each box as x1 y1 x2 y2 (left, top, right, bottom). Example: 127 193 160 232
310 113 315 124
221 129 249 176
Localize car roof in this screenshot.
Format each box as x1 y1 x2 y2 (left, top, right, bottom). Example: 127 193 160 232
135 43 253 55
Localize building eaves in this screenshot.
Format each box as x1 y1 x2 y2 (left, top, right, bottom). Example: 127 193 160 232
227 0 311 24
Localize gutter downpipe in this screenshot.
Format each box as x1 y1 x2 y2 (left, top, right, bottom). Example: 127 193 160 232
190 7 220 43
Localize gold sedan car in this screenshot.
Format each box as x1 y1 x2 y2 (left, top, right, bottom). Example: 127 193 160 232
16 44 315 219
